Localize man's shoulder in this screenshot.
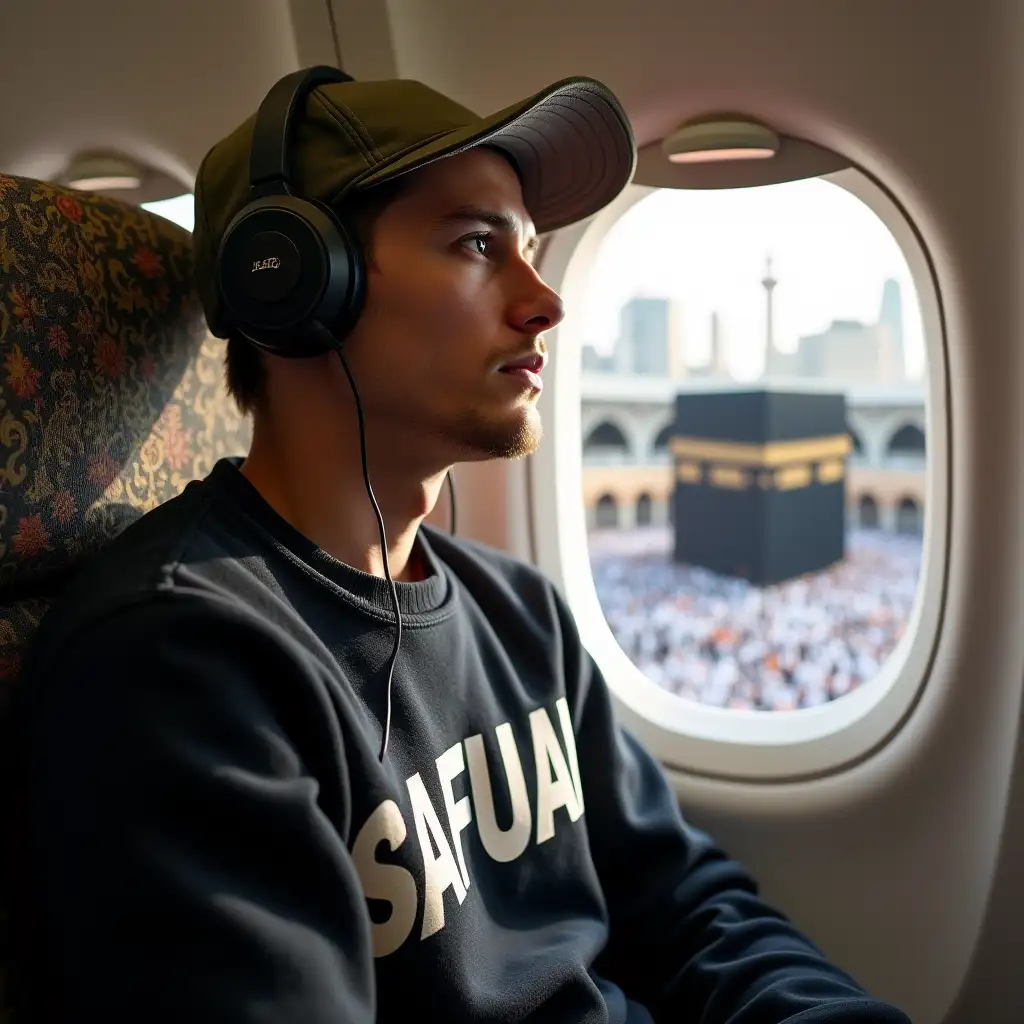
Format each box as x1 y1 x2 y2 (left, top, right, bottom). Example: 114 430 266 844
422 523 548 588
36 476 257 654
421 524 569 629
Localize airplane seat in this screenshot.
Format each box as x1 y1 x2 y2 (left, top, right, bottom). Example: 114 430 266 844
0 172 252 1019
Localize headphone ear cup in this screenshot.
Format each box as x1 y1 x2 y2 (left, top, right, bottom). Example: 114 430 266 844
307 197 365 346
216 194 364 357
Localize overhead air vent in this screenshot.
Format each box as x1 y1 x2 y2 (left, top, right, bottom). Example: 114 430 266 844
63 152 143 192
637 115 851 191
661 116 780 165
59 149 190 206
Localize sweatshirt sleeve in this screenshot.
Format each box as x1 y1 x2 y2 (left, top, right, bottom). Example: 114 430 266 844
16 595 376 1023
554 593 912 1024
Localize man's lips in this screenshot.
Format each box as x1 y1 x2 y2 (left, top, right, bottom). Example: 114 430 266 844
498 352 546 391
499 352 546 374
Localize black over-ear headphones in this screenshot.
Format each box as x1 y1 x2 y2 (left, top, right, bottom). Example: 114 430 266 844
215 65 365 358
213 65 458 764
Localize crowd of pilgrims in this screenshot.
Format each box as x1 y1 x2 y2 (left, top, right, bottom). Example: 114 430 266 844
588 527 922 710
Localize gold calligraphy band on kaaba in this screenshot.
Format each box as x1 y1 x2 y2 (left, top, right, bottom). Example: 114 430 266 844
774 464 813 490
677 461 846 491
708 466 747 489
816 458 846 484
692 462 818 491
669 433 852 467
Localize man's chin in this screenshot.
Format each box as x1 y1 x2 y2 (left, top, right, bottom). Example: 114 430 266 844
446 409 543 462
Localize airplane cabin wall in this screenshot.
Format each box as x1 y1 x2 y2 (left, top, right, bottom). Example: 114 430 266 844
369 4 1024 1020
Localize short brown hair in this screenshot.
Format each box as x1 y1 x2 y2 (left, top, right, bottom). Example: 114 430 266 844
224 174 410 415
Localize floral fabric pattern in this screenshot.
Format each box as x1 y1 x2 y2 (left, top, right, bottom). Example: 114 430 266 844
0 174 252 1020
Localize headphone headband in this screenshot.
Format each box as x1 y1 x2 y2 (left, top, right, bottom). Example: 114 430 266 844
249 66 355 190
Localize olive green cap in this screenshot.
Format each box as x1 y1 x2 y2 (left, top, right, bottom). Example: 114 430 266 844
193 75 636 337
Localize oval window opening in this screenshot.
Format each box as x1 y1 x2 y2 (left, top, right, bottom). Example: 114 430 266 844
580 178 927 714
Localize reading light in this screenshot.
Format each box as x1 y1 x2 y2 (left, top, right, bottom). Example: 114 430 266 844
662 118 780 165
63 152 143 192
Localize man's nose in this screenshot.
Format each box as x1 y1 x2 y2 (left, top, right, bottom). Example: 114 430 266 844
512 268 565 334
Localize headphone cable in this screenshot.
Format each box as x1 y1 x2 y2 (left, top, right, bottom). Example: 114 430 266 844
311 323 458 762
446 468 457 536
317 327 401 763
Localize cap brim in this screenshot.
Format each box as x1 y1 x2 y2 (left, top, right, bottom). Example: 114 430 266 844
352 77 636 235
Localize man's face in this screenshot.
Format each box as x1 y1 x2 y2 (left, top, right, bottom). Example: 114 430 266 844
340 147 565 463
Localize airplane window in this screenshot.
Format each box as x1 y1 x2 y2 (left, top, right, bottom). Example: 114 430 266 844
141 193 194 233
579 179 928 715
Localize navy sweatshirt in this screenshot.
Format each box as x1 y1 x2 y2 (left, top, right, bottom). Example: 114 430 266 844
12 457 911 1022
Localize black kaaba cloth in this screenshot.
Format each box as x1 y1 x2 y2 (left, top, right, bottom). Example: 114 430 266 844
669 389 851 585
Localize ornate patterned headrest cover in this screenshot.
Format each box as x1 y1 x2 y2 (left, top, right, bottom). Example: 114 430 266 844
0 174 251 607
0 174 252 1022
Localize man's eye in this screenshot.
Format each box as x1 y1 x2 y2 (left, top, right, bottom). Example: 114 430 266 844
463 234 490 256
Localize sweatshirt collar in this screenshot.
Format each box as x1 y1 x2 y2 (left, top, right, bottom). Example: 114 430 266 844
206 457 451 620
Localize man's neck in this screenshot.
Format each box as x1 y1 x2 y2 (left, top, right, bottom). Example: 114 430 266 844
240 412 447 583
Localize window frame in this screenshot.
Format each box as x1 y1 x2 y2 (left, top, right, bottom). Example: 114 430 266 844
527 169 950 782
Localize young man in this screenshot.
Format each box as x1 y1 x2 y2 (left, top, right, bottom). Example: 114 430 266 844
15 72 911 1022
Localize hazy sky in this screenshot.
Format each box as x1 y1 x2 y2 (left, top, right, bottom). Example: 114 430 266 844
146 178 925 383
576 178 926 382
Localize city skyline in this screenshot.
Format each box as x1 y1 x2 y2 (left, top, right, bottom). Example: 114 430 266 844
572 178 927 383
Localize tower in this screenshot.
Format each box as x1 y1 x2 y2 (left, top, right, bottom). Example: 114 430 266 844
762 254 777 359
878 278 905 380
709 311 725 376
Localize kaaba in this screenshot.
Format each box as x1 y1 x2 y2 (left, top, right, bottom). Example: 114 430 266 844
670 390 851 586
